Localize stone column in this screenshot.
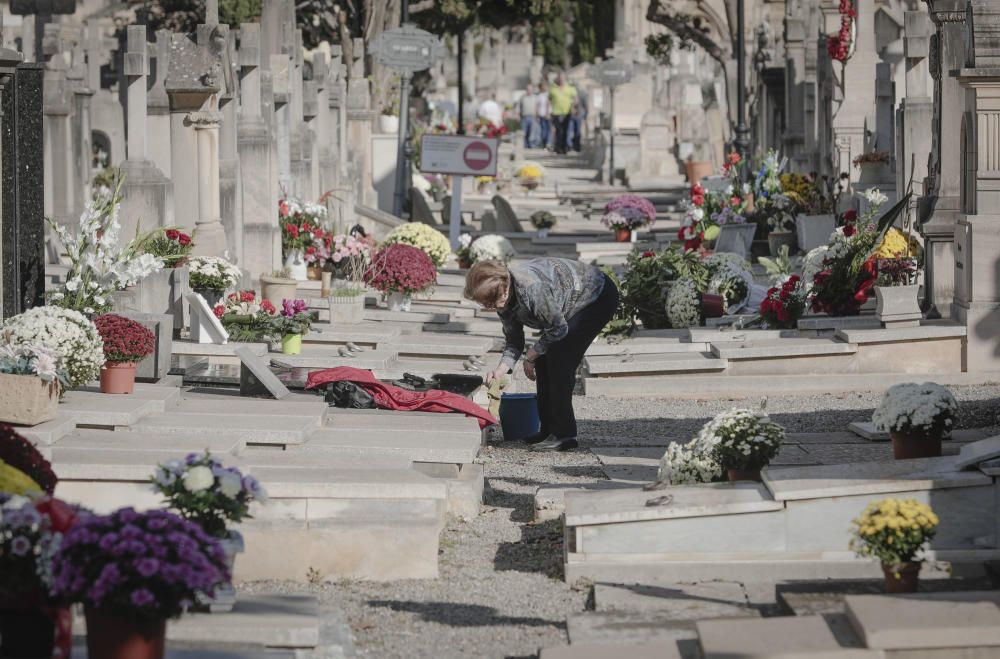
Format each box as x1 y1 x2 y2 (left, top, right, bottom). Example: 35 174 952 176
218 27 243 264
288 30 312 200
42 55 71 227
897 12 934 227
191 110 225 256
919 0 967 318
120 26 170 241
831 0 878 184
238 23 280 282
270 53 292 196
345 39 376 207
784 1 808 171
148 30 173 179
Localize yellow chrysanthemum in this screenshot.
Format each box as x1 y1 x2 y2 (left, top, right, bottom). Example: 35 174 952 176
875 228 923 260
517 164 543 179
0 460 43 495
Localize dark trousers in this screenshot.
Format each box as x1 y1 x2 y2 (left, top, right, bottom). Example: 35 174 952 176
535 275 619 439
553 114 571 154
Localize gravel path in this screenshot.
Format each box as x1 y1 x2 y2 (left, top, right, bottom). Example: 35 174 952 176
245 384 1000 659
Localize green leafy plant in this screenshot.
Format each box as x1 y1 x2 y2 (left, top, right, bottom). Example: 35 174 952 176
758 245 798 283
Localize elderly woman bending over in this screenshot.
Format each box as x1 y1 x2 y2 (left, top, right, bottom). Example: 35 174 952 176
464 258 619 451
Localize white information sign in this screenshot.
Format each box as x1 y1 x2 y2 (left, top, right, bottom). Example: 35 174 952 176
420 135 499 177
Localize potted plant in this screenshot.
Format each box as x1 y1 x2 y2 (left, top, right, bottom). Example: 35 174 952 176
50 507 229 659
515 162 544 192
94 314 157 394
850 498 939 593
703 408 785 482
188 256 243 308
602 194 657 242
874 256 921 327
383 222 453 268
0 492 77 658
0 426 58 496
469 234 516 264
270 299 313 355
756 275 807 329
364 243 437 312
854 150 893 185
378 93 400 134
871 382 958 459
530 211 556 238
325 234 372 324
139 227 195 268
151 452 267 613
685 143 715 184
213 291 278 342
0 339 68 425
279 197 329 281
475 176 497 195
3 306 106 389
260 268 299 308
456 234 474 270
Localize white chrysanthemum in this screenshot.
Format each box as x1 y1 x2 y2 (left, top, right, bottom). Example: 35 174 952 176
3 307 104 387
384 223 452 267
469 235 516 264
665 279 702 328
218 472 243 499
872 382 958 436
182 465 214 492
656 441 722 485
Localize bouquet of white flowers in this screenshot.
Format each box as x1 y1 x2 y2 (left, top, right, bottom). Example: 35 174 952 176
469 235 516 263
665 279 702 328
872 382 957 439
189 256 243 293
702 408 785 472
3 307 105 387
47 175 164 315
656 441 722 485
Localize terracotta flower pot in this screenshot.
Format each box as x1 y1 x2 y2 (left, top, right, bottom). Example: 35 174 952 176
260 275 298 308
727 468 762 482
281 334 302 355
307 266 323 281
882 561 920 593
701 293 726 320
686 160 714 184
99 362 139 395
85 607 166 659
459 259 472 270
890 430 942 460
614 228 631 243
0 590 71 659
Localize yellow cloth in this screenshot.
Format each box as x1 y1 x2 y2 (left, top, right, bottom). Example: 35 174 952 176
487 378 506 418
549 83 577 116
0 460 43 496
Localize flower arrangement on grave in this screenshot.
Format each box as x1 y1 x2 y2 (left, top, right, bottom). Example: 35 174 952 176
475 175 497 193
152 452 268 539
93 314 156 395
850 498 938 592
530 210 556 231
46 175 165 316
705 253 754 312
139 227 195 268
703 407 785 481
874 228 922 262
383 222 452 268
655 440 723 486
780 172 837 216
0 493 78 656
665 279 703 328
757 275 808 329
365 244 437 313
872 382 957 459
3 307 105 389
188 256 243 301
876 256 918 287
808 189 907 316
469 234 516 264
324 234 372 285
475 117 508 139
456 234 474 269
515 162 544 190
212 291 278 343
0 425 58 495
853 150 891 168
50 506 228 654
0 337 69 425
678 154 754 251
827 0 856 62
602 194 657 240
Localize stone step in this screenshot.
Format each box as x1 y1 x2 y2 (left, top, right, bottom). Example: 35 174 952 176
696 616 846 658
594 581 757 618
75 383 181 410
304 427 481 465
845 592 1000 650
15 414 78 446
173 340 268 357
247 465 448 501
364 308 452 324
584 352 728 376
271 349 399 371
55 429 243 456
58 392 164 427
326 408 479 431
239 447 411 471
130 413 317 445
565 611 699 647
378 357 490 380
304 323 402 344
175 397 330 422
539 643 683 659
585 339 708 357
686 328 801 343
835 322 966 344
51 444 238 481
709 337 857 360
166 594 321 648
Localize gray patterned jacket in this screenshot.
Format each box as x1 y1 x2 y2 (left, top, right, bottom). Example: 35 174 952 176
497 258 605 369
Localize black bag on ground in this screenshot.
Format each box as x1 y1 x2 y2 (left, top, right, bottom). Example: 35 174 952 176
325 381 376 409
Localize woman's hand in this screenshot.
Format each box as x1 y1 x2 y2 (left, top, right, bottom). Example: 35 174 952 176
485 365 509 387
523 359 536 382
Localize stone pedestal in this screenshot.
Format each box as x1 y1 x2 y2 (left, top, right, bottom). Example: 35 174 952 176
626 108 679 188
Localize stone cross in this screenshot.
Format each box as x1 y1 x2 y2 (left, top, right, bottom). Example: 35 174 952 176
874 63 895 156
124 25 148 161
205 0 219 28
238 23 262 119
10 0 76 63
83 23 110 92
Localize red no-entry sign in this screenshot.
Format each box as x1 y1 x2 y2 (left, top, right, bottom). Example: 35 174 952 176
420 134 499 177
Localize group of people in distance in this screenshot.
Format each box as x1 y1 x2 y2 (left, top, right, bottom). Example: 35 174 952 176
478 72 586 156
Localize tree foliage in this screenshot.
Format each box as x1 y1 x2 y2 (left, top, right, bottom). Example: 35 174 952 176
413 0 559 35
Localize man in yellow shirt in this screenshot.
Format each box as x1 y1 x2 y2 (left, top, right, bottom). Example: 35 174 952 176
549 72 577 155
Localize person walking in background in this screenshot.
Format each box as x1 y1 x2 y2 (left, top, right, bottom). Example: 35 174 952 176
465 258 619 452
549 72 577 155
569 86 587 153
536 81 552 150
519 83 539 148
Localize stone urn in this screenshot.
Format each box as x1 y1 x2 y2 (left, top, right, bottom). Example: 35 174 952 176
0 374 59 425
329 292 365 324
387 292 412 312
378 114 399 134
196 530 244 613
260 274 299 308
875 284 922 328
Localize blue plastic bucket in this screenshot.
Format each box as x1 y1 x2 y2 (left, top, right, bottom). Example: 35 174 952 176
498 392 540 441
